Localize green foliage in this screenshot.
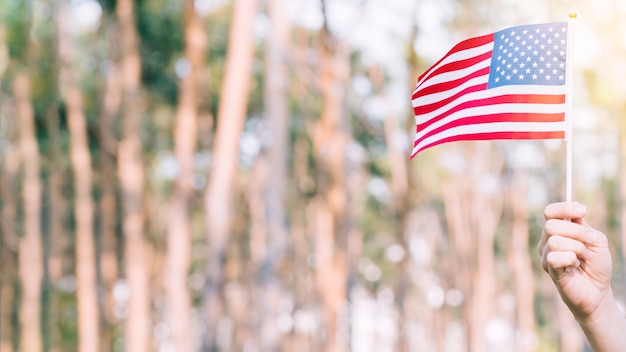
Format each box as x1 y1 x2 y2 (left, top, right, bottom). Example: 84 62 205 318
137 0 183 106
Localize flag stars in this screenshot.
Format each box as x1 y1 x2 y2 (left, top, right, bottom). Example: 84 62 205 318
490 23 567 88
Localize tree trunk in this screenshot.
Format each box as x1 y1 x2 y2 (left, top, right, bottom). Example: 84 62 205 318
97 15 122 352
15 73 43 352
442 144 503 352
261 0 290 348
57 2 100 350
312 12 351 349
203 0 257 349
509 169 536 351
116 0 150 350
165 0 206 350
1 92 19 352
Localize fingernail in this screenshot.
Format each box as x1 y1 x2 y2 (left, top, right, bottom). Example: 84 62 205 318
587 231 598 244
564 267 571 273
574 204 586 217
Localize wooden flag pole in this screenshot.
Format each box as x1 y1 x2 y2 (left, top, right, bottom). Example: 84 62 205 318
565 13 577 202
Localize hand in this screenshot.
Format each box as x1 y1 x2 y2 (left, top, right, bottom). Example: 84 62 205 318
538 201 612 321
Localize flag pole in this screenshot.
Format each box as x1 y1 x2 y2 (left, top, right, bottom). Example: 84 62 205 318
565 13 577 202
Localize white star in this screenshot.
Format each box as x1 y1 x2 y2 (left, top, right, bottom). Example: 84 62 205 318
526 68 531 74
559 75 564 80
552 69 558 74
555 33 560 38
540 44 546 50
514 46 520 52
547 50 552 56
553 57 558 62
507 63 512 69
533 50 538 56
546 62 551 68
559 62 565 68
520 63 525 68
523 30 528 35
496 66 501 71
506 75 512 80
513 68 518 74
495 77 500 83
549 27 554 32
526 57 532 62
539 68 545 74
533 74 538 79
548 39 553 44
540 56 545 62
513 57 519 63
511 30 516 36
532 62 538 67
529 34 534 39
546 75 551 80
542 33 547 38
519 74 525 80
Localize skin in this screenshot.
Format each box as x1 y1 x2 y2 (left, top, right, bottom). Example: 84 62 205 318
539 201 626 351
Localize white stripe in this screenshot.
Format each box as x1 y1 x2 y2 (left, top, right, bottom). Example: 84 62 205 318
415 102 566 141
412 74 489 108
411 121 566 155
416 42 494 88
413 58 491 97
413 84 566 124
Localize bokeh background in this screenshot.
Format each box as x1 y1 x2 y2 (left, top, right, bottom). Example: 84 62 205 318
1 0 625 351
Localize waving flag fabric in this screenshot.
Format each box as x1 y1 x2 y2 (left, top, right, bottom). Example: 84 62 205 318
411 22 568 158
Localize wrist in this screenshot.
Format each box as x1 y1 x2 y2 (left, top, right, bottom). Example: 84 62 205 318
575 289 626 351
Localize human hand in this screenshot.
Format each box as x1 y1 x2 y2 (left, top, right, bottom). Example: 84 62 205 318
538 201 613 321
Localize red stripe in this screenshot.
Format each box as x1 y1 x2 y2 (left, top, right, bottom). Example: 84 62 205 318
417 34 494 83
414 83 488 118
411 131 565 158
413 66 490 100
414 112 565 147
415 52 493 92
415 93 566 131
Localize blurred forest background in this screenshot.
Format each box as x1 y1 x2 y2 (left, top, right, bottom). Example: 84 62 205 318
1 0 626 351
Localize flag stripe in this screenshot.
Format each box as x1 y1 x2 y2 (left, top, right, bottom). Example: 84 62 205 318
416 93 566 131
417 34 494 85
413 130 565 156
416 104 566 144
415 52 493 93
415 84 566 125
414 112 565 148
412 121 566 156
412 66 490 105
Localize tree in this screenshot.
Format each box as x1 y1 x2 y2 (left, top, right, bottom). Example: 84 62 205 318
203 0 257 348
116 0 150 350
57 1 100 350
165 0 207 350
15 72 43 352
311 4 351 349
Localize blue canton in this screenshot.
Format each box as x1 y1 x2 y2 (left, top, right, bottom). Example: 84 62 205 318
487 22 568 89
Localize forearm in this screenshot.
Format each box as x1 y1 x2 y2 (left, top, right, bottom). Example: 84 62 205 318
577 290 626 352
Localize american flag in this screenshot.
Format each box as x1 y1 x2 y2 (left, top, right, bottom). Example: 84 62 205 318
411 22 568 158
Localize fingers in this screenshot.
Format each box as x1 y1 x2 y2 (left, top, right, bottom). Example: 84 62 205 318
541 234 591 272
546 251 580 275
544 201 587 224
